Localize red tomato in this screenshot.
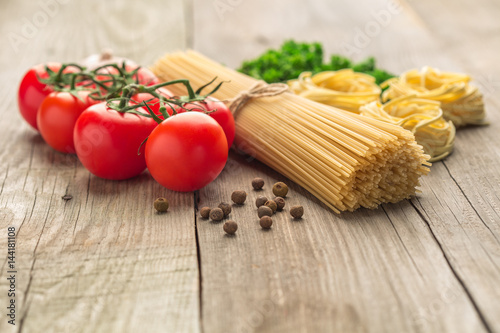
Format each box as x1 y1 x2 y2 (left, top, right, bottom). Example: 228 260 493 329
132 87 174 115
145 112 228 192
97 63 159 86
177 97 235 149
37 91 97 154
131 66 160 86
74 102 158 180
18 63 77 130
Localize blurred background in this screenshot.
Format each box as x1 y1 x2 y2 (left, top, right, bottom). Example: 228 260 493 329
3 0 498 128
2 0 498 73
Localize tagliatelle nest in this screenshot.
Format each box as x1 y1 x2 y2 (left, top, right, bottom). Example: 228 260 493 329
381 67 487 127
287 69 381 113
360 96 455 162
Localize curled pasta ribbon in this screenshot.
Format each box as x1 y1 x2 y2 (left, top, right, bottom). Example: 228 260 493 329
360 96 455 162
288 69 381 113
381 67 487 127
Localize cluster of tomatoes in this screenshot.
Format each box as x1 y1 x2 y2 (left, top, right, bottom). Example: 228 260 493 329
17 56 235 192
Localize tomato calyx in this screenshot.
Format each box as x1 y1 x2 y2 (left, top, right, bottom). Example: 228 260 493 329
106 77 226 123
36 62 161 103
102 77 226 156
36 63 85 90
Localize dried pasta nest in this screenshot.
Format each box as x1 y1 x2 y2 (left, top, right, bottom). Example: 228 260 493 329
381 67 487 127
360 96 455 162
288 70 381 113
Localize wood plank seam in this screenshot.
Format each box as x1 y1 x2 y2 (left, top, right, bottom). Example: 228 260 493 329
17 177 57 332
0 164 9 196
22 143 35 191
84 173 91 206
71 204 82 236
17 257 37 333
441 161 500 244
0 194 37 280
193 190 204 333
382 205 425 278
409 199 493 333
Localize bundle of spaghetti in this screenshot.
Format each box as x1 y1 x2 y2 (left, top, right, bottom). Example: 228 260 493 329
288 69 381 113
360 96 455 162
382 66 486 127
152 51 430 213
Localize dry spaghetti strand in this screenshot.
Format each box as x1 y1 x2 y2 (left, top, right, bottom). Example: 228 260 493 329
152 51 430 213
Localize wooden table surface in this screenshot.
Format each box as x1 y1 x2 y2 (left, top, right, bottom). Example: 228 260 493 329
1 0 499 332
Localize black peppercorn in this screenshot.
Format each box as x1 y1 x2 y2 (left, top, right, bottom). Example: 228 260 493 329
200 207 211 219
255 196 268 208
290 205 304 219
210 208 224 221
274 197 285 211
223 220 238 234
272 182 288 197
218 202 232 217
154 197 169 212
260 216 273 229
258 206 273 218
252 177 265 190
264 200 277 213
231 190 247 205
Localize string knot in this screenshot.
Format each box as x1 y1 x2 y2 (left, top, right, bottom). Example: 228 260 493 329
228 81 289 115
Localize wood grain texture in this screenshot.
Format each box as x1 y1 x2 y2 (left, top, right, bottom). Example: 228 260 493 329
0 1 199 333
196 152 485 332
193 0 500 332
392 1 500 330
0 0 499 332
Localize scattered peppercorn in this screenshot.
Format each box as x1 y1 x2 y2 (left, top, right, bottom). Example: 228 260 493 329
154 197 169 212
210 207 224 221
231 190 247 205
255 196 268 208
223 220 238 234
274 197 285 211
272 182 289 197
200 207 211 219
265 200 277 213
251 177 265 190
260 216 273 229
290 205 304 219
258 205 273 218
218 202 232 217
62 194 73 201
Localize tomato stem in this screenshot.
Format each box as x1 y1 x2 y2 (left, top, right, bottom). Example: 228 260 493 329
35 61 225 122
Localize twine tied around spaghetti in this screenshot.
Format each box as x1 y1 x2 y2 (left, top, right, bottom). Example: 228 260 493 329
228 81 289 115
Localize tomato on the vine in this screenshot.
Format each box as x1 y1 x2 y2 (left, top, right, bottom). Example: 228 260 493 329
132 87 174 115
145 112 228 192
18 63 78 130
96 63 159 86
177 97 235 149
74 102 158 180
37 90 97 154
130 66 160 86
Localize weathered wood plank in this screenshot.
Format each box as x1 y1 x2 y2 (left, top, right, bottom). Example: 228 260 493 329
397 1 500 330
401 0 500 232
193 0 500 331
0 0 499 332
0 1 199 332
196 152 483 332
